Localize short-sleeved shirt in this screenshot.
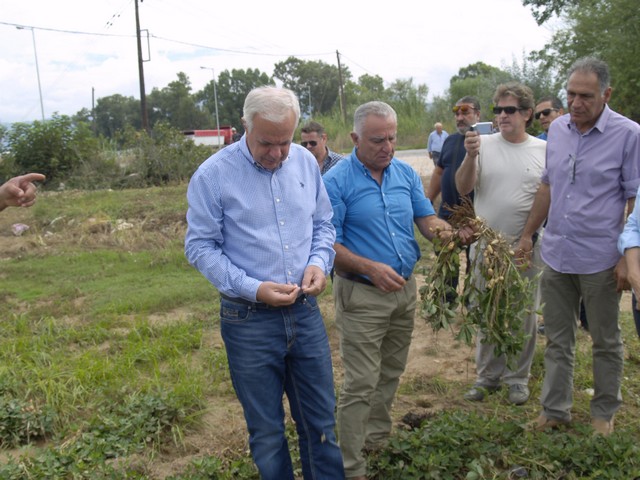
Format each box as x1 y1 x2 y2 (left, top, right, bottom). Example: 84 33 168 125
437 132 473 220
473 133 546 240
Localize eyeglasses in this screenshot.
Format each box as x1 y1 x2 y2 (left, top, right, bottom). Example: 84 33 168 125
534 108 559 120
301 140 318 148
492 106 524 115
452 105 476 114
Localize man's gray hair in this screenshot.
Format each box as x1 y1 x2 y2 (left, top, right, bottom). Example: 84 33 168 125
242 86 301 133
353 101 397 137
567 57 610 95
457 96 481 111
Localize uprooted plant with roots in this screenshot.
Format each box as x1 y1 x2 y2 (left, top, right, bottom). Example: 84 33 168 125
420 196 540 365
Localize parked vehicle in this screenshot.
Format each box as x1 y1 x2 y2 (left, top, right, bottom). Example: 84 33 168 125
183 126 235 147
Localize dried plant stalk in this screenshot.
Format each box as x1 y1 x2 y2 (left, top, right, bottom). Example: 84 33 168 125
420 196 539 364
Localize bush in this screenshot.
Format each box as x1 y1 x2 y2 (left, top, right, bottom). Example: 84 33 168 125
116 123 212 188
5 115 100 186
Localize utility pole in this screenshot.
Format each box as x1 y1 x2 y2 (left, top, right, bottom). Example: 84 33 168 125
336 50 347 124
200 67 221 146
16 26 45 121
135 0 150 133
91 87 96 134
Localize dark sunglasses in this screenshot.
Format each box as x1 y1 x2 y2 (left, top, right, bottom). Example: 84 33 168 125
534 108 558 119
492 106 524 115
301 140 318 147
452 104 476 114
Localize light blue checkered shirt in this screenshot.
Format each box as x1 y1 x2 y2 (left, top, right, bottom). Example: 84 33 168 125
185 138 336 301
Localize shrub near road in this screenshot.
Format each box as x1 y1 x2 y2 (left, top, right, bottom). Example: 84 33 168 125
0 185 639 478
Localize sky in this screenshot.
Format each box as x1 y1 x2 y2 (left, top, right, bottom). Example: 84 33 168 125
0 0 555 124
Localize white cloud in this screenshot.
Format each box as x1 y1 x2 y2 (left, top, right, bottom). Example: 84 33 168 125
0 0 552 123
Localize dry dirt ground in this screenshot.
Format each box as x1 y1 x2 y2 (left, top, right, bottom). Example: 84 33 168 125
0 152 633 478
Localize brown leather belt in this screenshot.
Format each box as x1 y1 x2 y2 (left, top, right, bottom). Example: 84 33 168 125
335 270 375 286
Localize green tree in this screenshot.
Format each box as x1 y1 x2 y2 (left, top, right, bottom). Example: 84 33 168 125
522 0 577 24
93 94 141 139
344 74 387 108
524 0 640 120
201 68 274 131
386 78 429 118
273 57 349 116
147 72 209 131
503 52 556 103
447 62 513 119
5 115 99 185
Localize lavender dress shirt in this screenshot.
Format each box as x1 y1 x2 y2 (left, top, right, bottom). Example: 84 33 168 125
540 105 640 274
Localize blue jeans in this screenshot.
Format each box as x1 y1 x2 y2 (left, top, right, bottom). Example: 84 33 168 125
220 295 344 480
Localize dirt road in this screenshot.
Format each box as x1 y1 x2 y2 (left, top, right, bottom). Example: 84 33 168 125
394 148 434 178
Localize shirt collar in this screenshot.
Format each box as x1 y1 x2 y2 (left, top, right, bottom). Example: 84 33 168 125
238 136 287 172
568 104 611 135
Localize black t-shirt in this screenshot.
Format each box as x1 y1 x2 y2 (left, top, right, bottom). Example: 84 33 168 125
436 132 474 219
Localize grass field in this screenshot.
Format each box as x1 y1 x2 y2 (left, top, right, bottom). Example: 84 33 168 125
0 184 639 479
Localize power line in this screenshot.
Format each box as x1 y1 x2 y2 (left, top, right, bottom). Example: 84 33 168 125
0 21 335 58
0 21 133 38
151 34 334 58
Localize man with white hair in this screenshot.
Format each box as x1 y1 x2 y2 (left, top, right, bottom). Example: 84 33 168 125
185 86 344 479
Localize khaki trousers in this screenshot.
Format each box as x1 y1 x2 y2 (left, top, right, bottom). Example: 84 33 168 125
334 275 416 478
540 265 623 422
470 243 541 387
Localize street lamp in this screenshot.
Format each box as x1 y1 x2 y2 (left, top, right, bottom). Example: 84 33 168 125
200 66 221 146
17 26 45 121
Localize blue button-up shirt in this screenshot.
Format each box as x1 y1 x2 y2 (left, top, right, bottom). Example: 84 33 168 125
323 149 435 279
541 106 640 274
428 130 449 154
619 186 640 254
185 138 336 301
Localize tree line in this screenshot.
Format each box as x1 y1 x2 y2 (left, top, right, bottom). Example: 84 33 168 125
0 0 636 189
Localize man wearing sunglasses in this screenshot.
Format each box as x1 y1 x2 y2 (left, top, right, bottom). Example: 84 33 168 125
300 120 344 175
456 82 546 406
534 96 564 140
517 57 640 436
426 96 481 303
